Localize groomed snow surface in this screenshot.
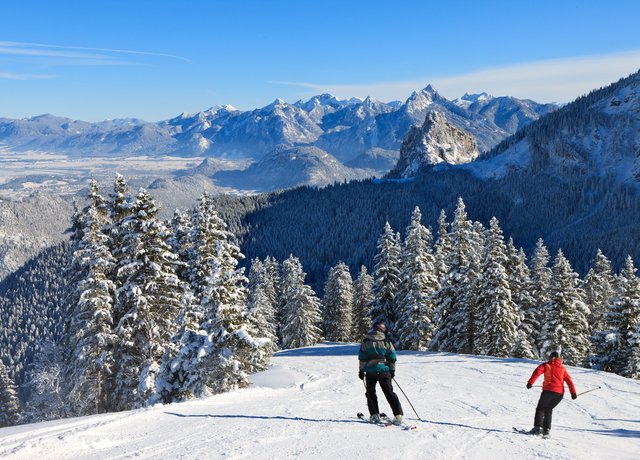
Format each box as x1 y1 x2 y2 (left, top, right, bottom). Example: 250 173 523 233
1 343 639 459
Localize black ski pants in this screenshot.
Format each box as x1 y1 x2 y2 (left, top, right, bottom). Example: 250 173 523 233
534 390 564 430
365 373 403 416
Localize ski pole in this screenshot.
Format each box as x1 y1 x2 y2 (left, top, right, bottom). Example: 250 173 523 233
393 377 423 422
577 386 601 397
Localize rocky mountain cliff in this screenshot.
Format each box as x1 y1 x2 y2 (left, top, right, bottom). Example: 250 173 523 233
389 111 479 178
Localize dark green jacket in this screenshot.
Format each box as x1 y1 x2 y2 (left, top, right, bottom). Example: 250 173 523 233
358 330 397 374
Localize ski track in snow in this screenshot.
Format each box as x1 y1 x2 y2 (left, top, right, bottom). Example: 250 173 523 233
1 343 639 459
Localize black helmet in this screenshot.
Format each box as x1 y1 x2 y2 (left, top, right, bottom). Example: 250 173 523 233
374 322 387 333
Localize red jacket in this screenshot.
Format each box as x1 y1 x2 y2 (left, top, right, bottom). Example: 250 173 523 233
528 358 576 395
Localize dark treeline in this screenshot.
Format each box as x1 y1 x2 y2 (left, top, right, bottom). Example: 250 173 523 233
209 168 640 296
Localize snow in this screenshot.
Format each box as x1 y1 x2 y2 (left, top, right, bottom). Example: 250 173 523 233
463 139 532 179
1 343 639 459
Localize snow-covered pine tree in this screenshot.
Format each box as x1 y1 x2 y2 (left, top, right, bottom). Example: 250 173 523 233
476 217 518 357
111 188 184 410
0 360 20 427
455 220 485 355
434 209 451 282
584 249 616 334
161 193 259 399
432 198 482 354
431 199 474 352
87 178 111 225
322 262 354 342
352 265 374 340
108 174 135 326
169 208 193 281
246 258 278 371
23 344 66 422
506 240 538 359
618 258 640 379
66 201 117 415
280 255 322 349
529 238 552 353
396 207 439 351
369 222 402 341
596 256 640 377
262 256 283 343
539 250 591 365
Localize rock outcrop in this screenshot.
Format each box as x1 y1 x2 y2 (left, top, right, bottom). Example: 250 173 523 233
389 111 479 178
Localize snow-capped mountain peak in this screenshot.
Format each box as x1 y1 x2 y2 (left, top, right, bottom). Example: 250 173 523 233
454 92 493 109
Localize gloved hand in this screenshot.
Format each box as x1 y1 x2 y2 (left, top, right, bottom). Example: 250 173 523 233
390 371 395 379
358 371 365 380
571 393 577 400
526 383 532 389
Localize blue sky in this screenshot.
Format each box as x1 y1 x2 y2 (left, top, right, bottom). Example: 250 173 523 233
2 0 640 121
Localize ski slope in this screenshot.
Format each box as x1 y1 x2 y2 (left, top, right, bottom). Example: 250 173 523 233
1 343 639 459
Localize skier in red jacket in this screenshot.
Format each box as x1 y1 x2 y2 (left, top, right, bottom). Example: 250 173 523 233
526 351 577 437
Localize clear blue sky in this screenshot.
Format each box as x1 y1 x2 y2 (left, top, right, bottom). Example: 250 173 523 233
2 0 640 121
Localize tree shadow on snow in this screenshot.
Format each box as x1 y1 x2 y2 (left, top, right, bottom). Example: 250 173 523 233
276 343 359 357
164 412 357 424
591 418 640 423
558 426 640 438
419 419 510 434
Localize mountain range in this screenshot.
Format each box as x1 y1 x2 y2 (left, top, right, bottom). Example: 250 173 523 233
0 88 556 167
1 71 639 285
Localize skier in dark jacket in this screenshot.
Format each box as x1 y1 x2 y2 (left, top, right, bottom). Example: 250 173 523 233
526 351 577 437
358 322 404 425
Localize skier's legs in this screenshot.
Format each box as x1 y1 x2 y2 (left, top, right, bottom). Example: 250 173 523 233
541 392 563 430
534 391 563 429
365 374 380 415
378 374 403 416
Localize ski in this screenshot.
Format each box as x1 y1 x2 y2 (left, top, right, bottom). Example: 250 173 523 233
513 427 537 435
381 414 418 431
512 427 549 438
357 412 386 427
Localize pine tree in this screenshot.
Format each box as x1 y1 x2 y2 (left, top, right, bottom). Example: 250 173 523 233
584 249 616 333
108 174 135 326
23 344 66 422
0 360 20 427
66 201 117 415
322 262 354 342
111 188 184 409
434 209 451 282
280 256 322 349
352 265 374 340
246 259 278 371
432 198 481 353
262 257 283 344
369 222 402 340
169 208 193 280
506 240 538 358
396 207 439 351
476 217 518 357
530 238 552 353
161 194 258 399
596 256 640 377
539 250 591 365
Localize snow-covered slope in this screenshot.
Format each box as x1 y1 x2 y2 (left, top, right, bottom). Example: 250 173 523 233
213 146 373 191
1 343 638 459
474 70 640 184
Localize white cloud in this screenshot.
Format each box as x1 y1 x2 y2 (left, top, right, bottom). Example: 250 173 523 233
0 41 190 66
273 50 640 103
0 71 55 80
